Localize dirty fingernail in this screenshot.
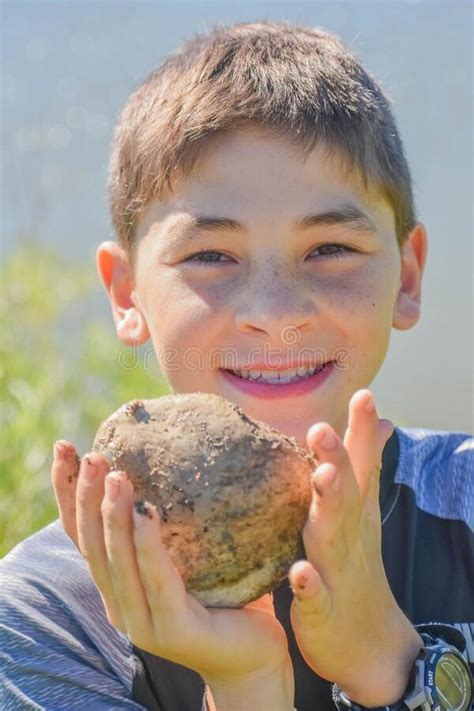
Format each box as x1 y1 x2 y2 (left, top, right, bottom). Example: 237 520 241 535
296 572 308 590
134 501 152 518
82 455 97 481
133 500 154 523
54 440 69 458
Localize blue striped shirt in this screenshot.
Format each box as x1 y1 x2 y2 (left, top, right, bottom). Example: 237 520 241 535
1 427 472 710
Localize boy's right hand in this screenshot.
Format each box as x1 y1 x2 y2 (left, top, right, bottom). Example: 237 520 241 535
51 440 294 711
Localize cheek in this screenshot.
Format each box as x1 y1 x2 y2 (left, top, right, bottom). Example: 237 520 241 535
315 264 397 375
317 260 398 324
145 282 227 376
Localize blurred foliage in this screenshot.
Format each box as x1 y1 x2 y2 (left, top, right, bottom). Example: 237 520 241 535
0 245 170 557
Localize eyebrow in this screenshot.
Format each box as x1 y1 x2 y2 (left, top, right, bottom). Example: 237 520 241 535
296 205 377 235
169 204 378 245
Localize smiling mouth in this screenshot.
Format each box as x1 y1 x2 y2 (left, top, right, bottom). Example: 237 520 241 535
223 362 329 385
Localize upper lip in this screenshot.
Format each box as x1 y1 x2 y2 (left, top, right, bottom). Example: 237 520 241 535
224 361 329 372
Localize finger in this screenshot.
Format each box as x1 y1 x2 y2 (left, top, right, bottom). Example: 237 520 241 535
76 454 125 630
102 473 153 644
343 390 394 500
288 559 331 620
306 423 359 508
132 500 189 635
302 462 349 570
343 390 380 500
51 440 80 546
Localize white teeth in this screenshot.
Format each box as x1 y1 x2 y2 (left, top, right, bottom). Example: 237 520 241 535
231 364 324 383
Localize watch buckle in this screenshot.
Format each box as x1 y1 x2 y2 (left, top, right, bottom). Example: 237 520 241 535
404 684 434 711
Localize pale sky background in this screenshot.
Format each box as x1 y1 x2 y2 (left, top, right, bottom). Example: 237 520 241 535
2 0 473 433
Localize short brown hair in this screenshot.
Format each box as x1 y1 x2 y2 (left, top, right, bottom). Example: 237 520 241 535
107 20 416 263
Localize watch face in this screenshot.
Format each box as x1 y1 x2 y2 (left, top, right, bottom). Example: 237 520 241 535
434 653 472 711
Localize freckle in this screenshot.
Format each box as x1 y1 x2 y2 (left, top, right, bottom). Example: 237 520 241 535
372 302 375 307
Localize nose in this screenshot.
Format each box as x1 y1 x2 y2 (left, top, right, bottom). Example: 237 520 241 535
234 270 315 342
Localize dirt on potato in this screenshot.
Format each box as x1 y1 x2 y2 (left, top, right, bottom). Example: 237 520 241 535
93 392 316 608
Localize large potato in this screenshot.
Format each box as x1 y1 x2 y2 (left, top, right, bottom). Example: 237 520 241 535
93 393 315 607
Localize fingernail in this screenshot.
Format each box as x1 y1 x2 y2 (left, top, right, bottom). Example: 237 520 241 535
105 472 122 501
365 396 375 414
320 429 337 449
82 455 97 481
54 440 69 458
133 501 153 524
297 571 309 589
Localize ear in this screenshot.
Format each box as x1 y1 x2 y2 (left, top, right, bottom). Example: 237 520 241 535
392 223 428 331
96 241 150 346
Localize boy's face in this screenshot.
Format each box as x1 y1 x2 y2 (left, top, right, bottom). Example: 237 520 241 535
101 127 425 445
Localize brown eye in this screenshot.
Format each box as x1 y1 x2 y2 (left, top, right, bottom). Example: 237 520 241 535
308 244 355 260
185 251 234 265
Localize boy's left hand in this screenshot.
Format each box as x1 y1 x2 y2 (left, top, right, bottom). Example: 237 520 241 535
288 389 422 707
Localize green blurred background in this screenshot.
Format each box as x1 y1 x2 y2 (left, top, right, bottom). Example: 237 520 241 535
1 1 472 556
0 245 170 556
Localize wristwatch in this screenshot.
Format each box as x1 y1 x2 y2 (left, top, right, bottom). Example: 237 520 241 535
332 624 472 711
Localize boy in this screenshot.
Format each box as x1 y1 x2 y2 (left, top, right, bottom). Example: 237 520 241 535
1 20 472 711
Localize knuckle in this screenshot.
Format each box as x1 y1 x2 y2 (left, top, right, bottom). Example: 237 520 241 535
52 464 78 488
144 575 165 598
76 486 90 508
100 498 118 522
110 584 134 609
104 536 123 560
294 594 322 619
134 533 153 557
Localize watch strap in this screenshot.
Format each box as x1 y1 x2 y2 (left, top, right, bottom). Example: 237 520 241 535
414 622 466 653
331 623 471 711
332 683 407 711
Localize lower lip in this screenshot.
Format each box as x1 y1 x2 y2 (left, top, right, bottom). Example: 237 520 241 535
220 362 334 400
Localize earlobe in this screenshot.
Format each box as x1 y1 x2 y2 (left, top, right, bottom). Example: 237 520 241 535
392 223 428 332
115 308 150 346
96 241 150 346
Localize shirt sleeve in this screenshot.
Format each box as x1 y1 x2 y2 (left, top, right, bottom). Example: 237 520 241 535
0 521 146 710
